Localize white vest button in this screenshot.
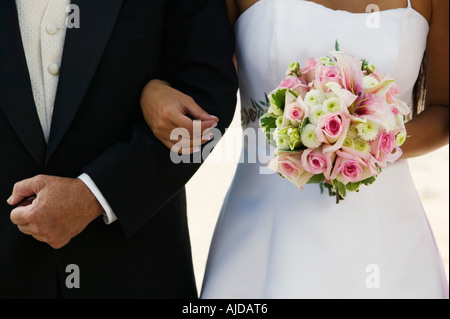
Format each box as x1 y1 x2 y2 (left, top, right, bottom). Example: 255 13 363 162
45 23 58 35
48 64 60 76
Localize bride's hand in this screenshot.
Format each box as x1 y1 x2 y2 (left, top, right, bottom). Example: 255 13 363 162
141 79 219 154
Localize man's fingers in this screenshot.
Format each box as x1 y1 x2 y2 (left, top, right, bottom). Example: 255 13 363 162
182 96 219 123
168 129 216 150
172 113 218 139
10 205 32 226
17 196 37 208
163 138 202 155
17 224 33 236
200 120 219 138
178 146 201 155
13 204 48 242
7 176 44 206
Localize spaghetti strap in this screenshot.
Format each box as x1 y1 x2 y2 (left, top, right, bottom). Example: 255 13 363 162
407 0 412 9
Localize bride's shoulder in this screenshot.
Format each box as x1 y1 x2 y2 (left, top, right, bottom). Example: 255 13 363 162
235 0 260 16
227 0 259 27
414 0 449 25
411 0 432 24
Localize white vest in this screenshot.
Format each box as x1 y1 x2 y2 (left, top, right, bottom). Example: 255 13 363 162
16 0 117 224
16 0 71 142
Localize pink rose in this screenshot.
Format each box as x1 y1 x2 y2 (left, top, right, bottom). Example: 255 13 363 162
268 152 314 189
316 112 350 153
331 147 380 184
319 65 342 86
301 58 320 83
301 147 336 180
371 131 401 163
280 162 298 177
303 151 327 174
344 146 383 176
379 131 395 154
268 153 302 181
318 113 346 143
340 160 364 183
301 58 320 73
280 77 302 89
279 76 309 97
286 100 309 123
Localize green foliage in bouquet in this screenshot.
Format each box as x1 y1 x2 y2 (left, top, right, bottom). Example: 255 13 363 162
259 113 278 148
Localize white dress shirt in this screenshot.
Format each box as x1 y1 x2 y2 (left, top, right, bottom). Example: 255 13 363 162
16 0 117 224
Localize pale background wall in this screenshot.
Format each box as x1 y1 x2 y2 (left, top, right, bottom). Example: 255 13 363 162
186 100 450 293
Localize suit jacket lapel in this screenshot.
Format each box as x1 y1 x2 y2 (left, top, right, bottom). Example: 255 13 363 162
0 0 47 166
46 0 124 163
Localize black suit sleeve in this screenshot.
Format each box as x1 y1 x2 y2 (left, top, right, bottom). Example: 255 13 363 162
83 0 238 237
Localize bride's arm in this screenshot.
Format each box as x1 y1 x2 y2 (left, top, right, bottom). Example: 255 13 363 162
401 0 449 159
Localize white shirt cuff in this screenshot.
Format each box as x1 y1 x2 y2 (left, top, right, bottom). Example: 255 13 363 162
78 173 118 225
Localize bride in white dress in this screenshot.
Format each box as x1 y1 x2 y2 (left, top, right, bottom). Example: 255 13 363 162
141 0 449 298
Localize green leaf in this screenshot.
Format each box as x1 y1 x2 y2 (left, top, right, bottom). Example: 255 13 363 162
360 176 378 186
345 182 361 192
332 180 347 199
268 134 278 148
269 89 287 111
335 40 340 52
361 59 369 72
259 113 278 147
260 113 277 131
323 182 334 190
337 182 347 198
299 117 310 133
264 92 270 105
319 182 325 195
287 89 299 98
307 174 326 185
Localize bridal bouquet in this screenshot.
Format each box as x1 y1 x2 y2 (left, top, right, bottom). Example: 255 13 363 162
260 50 409 203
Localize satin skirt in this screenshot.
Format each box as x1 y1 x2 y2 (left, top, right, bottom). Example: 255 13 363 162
201 145 448 299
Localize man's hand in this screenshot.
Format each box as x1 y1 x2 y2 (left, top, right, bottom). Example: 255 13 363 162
7 175 104 249
141 79 219 154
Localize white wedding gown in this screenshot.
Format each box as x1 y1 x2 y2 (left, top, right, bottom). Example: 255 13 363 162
201 0 448 299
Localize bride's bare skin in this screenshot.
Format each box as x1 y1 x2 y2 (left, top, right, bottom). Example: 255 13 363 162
142 0 448 158
227 0 432 25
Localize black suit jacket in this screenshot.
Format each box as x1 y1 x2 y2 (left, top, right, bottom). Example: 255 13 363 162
0 0 237 298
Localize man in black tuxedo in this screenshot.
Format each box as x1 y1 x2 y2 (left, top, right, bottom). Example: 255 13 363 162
0 0 237 298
